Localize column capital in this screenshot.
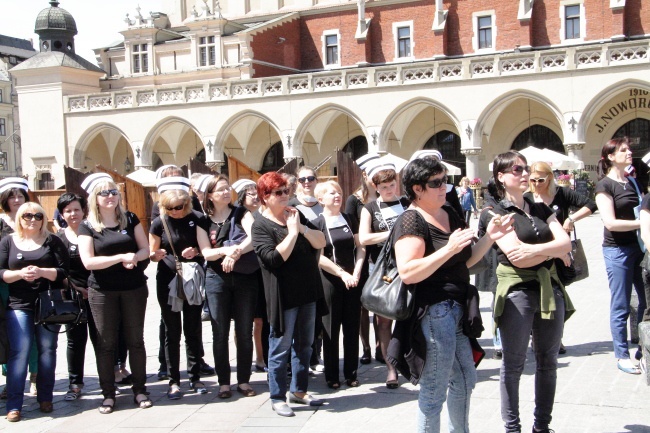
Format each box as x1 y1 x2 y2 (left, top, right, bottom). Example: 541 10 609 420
461 148 482 157
564 142 586 151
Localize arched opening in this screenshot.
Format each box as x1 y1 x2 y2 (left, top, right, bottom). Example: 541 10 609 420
424 130 464 176
613 118 650 189
196 149 229 176
511 125 564 154
342 135 368 161
261 141 284 173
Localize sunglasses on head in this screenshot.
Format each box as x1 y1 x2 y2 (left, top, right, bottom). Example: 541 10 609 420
504 165 530 175
426 176 448 190
22 212 44 222
165 204 185 211
529 177 548 184
97 189 119 197
298 175 317 183
270 188 290 197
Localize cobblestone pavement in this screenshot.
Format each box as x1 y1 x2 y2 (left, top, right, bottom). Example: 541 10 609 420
1 214 649 432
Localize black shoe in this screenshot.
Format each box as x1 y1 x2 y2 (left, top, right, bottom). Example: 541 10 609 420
558 344 567 355
157 370 169 380
493 349 503 359
360 348 371 365
199 362 215 376
532 427 555 433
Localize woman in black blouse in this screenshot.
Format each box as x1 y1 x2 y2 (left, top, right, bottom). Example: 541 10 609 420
313 181 365 389
150 181 207 399
252 172 326 417
1 203 68 422
78 173 152 414
197 175 257 398
57 193 98 401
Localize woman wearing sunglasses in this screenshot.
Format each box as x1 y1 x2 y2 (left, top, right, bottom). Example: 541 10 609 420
150 179 208 399
252 172 326 417
78 174 152 414
595 137 647 375
197 175 257 399
391 157 512 433
0 203 68 422
359 161 409 388
489 152 574 433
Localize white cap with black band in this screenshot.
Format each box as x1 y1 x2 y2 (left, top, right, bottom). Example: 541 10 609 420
156 176 191 193
366 161 397 180
194 174 213 193
232 179 257 194
0 177 29 194
81 173 113 195
355 153 381 171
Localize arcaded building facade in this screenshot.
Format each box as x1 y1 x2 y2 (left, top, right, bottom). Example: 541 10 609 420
11 0 650 188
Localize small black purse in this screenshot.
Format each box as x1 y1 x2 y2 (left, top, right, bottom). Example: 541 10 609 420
34 281 86 332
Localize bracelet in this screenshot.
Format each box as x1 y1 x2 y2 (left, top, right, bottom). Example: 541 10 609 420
568 215 575 223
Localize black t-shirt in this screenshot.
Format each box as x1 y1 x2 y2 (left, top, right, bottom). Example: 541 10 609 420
0 234 69 311
490 197 555 270
524 187 597 224
595 176 640 247
78 211 148 291
57 230 90 290
344 194 365 228
392 208 471 307
204 205 237 274
312 213 358 274
364 197 410 263
150 211 207 275
252 213 322 310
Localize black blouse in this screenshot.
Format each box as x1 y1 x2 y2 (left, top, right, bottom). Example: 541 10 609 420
364 197 410 263
57 230 90 290
312 213 358 274
150 211 207 278
524 186 597 225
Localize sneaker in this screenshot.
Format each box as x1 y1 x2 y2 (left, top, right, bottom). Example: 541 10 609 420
167 384 182 400
190 381 208 394
199 362 215 376
310 363 325 372
29 373 37 396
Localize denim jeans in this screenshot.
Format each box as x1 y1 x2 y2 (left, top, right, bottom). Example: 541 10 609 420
603 245 647 359
499 288 565 433
205 270 258 385
418 300 477 433
65 298 98 387
157 276 204 386
268 302 316 402
88 285 148 399
6 309 60 412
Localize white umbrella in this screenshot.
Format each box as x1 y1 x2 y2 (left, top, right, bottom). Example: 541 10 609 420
488 146 584 171
126 167 156 186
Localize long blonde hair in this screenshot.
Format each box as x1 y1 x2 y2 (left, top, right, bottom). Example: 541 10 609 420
528 161 557 196
14 202 49 239
86 180 128 232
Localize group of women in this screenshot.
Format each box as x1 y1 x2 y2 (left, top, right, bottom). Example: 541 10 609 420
0 136 646 432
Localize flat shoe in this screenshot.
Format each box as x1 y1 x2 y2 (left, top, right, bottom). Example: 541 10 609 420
134 393 153 409
346 379 360 387
190 381 208 394
218 387 232 399
271 400 295 417
64 387 82 401
6 410 21 422
39 401 53 413
236 385 256 397
326 381 340 389
98 398 115 414
618 360 641 375
289 392 324 406
385 379 399 389
167 384 182 400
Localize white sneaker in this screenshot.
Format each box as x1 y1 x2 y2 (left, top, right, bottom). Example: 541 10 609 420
640 358 647 376
310 364 325 372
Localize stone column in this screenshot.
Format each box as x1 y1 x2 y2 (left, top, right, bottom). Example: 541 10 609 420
564 142 585 161
461 148 482 180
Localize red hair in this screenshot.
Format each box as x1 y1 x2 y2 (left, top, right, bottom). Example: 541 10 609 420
257 172 287 205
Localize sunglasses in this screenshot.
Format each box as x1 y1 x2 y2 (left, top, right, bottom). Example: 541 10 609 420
165 204 185 211
504 165 530 175
298 176 317 183
97 189 119 197
426 176 448 190
22 212 44 222
269 188 290 197
529 177 548 184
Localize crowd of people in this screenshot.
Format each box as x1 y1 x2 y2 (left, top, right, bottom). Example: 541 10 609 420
0 137 647 433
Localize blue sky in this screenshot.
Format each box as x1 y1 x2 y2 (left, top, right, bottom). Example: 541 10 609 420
2 0 162 65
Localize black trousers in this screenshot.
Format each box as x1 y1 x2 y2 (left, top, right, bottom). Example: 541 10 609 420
65 298 99 387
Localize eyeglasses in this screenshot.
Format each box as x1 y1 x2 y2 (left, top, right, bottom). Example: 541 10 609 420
245 191 258 197
269 188 290 197
22 212 44 222
425 176 448 190
503 165 530 176
165 204 185 211
211 187 231 194
529 177 548 184
298 176 317 183
97 189 119 197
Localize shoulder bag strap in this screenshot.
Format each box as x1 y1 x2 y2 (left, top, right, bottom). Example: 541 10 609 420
160 215 181 264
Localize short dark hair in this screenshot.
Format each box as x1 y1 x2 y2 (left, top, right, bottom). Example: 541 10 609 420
371 169 397 186
597 136 629 180
492 150 527 199
0 188 30 212
402 158 446 201
57 192 88 215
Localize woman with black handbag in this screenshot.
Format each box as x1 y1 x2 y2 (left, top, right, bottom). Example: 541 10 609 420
197 175 257 398
78 173 152 414
0 202 68 422
149 179 207 400
390 157 512 432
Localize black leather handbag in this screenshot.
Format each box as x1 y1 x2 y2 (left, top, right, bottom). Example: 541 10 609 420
555 227 589 286
361 214 416 321
34 281 86 332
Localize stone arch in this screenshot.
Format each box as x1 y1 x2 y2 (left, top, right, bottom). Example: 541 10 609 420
141 116 204 169
73 123 133 174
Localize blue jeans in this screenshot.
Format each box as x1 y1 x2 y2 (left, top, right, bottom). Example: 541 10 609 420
418 300 477 433
268 302 316 402
205 270 258 385
6 309 59 412
603 245 647 359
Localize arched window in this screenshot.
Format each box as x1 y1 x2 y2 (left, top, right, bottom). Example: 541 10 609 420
261 141 284 173
423 130 465 176
614 118 650 190
342 135 368 161
511 125 564 154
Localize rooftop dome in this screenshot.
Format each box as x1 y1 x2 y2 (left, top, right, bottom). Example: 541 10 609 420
35 1 77 35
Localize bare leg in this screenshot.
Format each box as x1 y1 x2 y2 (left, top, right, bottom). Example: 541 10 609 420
253 318 266 369
376 315 397 382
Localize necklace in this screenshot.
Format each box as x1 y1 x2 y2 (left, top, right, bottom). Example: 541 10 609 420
615 180 628 190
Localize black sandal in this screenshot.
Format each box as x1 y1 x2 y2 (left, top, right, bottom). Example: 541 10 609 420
98 398 115 414
346 379 360 387
134 393 153 409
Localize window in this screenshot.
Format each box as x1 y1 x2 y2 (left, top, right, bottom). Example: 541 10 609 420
132 44 148 73
397 26 411 58
199 36 216 66
565 5 580 39
0 119 5 136
9 57 16 65
325 34 338 65
478 16 493 49
0 90 3 103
